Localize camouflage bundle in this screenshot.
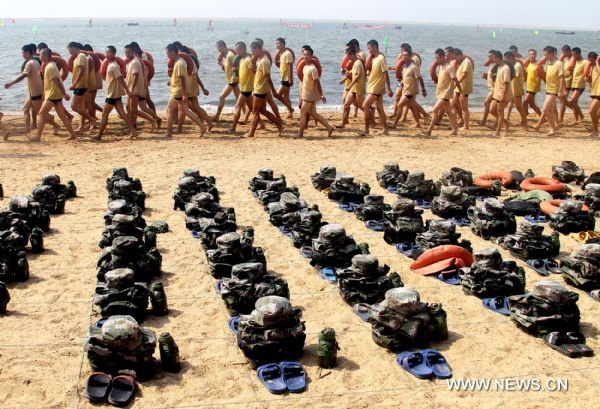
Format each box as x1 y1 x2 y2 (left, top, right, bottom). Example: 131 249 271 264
431 186 475 219
266 192 308 227
561 244 600 290
93 268 151 321
311 165 337 190
354 195 390 222
248 168 280 192
194 211 238 250
439 167 473 187
184 192 234 231
382 199 425 244
508 280 580 336
96 236 162 283
0 242 29 282
0 209 44 253
31 184 65 214
7 195 50 232
85 315 157 375
256 177 299 207
104 200 146 228
106 168 146 210
552 161 586 184
99 214 156 250
220 262 290 316
173 169 219 211
416 220 472 252
327 174 371 203
206 230 267 278
582 184 600 212
0 281 9 313
396 172 439 201
547 201 595 234
290 208 327 248
502 221 560 260
39 173 77 199
336 255 397 305
376 161 408 188
308 224 368 268
236 296 306 368
468 198 517 239
365 288 448 352
459 248 526 297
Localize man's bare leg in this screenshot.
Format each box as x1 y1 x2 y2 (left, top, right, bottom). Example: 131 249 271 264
589 98 599 137
459 94 470 130
514 96 528 130
277 85 294 118
214 84 235 121
375 96 389 135
361 94 378 136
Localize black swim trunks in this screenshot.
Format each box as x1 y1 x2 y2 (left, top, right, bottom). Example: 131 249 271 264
241 91 252 97
105 97 121 105
49 98 62 104
281 81 290 87
228 82 239 88
134 95 146 101
30 95 42 101
526 91 537 95
254 93 267 99
591 95 600 101
369 93 382 97
404 95 414 99
547 93 558 97
73 88 87 96
571 88 585 93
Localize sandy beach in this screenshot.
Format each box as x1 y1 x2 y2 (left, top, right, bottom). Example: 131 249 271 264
0 111 599 409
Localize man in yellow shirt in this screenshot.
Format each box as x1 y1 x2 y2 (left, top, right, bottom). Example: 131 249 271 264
534 46 566 136
559 45 573 123
345 39 367 118
34 48 75 141
489 51 513 136
451 48 474 130
523 49 542 117
588 52 600 137
392 49 424 129
125 44 157 131
164 43 207 138
179 45 212 133
504 52 528 131
297 45 334 138
244 41 284 138
83 44 101 129
275 37 294 118
67 41 96 131
91 46 135 140
392 43 429 125
214 40 240 121
133 46 162 128
423 48 461 137
229 42 257 133
338 45 366 128
478 49 497 127
566 47 586 124
363 39 392 136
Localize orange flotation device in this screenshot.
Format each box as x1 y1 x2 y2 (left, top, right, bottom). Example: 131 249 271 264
540 200 589 215
394 58 406 80
187 47 198 57
93 51 105 62
167 52 195 77
67 51 100 73
142 51 154 65
341 55 352 70
275 48 296 67
474 172 515 188
584 60 594 81
143 60 155 81
296 56 322 81
99 57 127 80
410 245 473 276
521 177 567 193
41 56 69 80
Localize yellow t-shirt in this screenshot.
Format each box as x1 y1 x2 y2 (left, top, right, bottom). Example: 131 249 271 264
126 58 146 97
456 58 473 95
412 54 422 67
351 60 366 96
23 59 43 98
357 51 366 62
367 54 388 95
169 58 187 98
187 62 200 97
571 59 586 90
105 61 125 99
544 60 564 94
436 63 456 100
526 63 541 93
224 51 238 84
253 56 270 95
43 62 63 100
493 64 513 101
591 66 600 97
402 63 420 96
279 50 292 82
72 53 88 89
238 55 254 93
301 64 320 102
563 59 573 88
512 62 525 97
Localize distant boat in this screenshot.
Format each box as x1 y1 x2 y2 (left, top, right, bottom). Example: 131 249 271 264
352 23 385 30
127 22 140 26
394 25 402 30
556 30 575 35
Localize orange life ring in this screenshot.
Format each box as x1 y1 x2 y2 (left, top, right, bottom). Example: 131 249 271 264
394 58 406 80
540 200 590 215
41 56 69 80
520 177 567 193
167 52 195 77
100 57 127 80
143 60 155 81
187 47 198 57
341 55 352 70
275 48 296 67
93 51 105 62
296 56 322 81
142 51 154 65
474 172 515 188
410 245 473 276
365 54 374 72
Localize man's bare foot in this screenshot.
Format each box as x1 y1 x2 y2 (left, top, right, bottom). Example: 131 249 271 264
286 113 294 119
123 134 138 140
242 132 254 138
533 124 541 131
277 124 285 137
258 122 266 130
547 130 558 136
3 132 10 141
589 131 598 137
207 121 214 131
176 126 182 134
293 133 303 139
327 126 334 138
381 129 389 135
476 120 487 126
212 115 220 122
52 124 60 135
359 130 369 136
150 119 157 131
28 136 41 142
448 130 458 136
163 133 172 139
156 118 162 129
63 134 76 141
335 123 345 129
199 124 207 137
521 125 529 132
227 126 236 133
420 129 432 137
494 131 501 137
89 133 101 140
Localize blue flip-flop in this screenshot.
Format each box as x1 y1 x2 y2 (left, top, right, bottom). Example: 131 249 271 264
339 202 358 212
228 316 240 334
279 361 307 393
450 217 470 227
396 242 417 258
413 199 431 209
482 296 511 316
256 363 287 394
299 246 313 259
214 280 223 294
253 191 260 198
524 215 546 224
526 259 562 276
435 271 461 285
278 225 293 237
421 349 452 379
352 303 371 322
95 317 108 328
365 220 385 232
191 230 201 239
396 351 434 379
320 267 337 282
387 185 398 193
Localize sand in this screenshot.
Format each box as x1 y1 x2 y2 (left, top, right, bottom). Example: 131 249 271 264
0 111 599 409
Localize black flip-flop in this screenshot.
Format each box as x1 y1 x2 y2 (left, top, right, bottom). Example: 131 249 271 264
84 372 112 403
543 332 580 358
107 375 136 407
527 259 550 276
565 332 594 357
590 289 600 302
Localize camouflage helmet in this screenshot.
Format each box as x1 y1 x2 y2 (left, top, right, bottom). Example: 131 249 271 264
519 220 544 237
216 232 241 249
258 168 274 179
113 180 133 195
391 199 418 214
231 262 265 282
101 315 142 351
406 172 425 183
383 161 400 172
112 236 140 255
107 199 133 215
190 192 215 208
318 224 347 244
32 185 54 200
8 195 30 211
351 254 379 276
178 176 197 190
319 165 337 178
111 214 136 229
482 198 505 215
41 173 61 186
557 200 584 214
428 219 456 235
105 268 135 290
364 195 385 206
336 173 355 184
531 280 574 303
472 248 502 269
112 167 130 179
440 185 467 202
251 296 293 326
385 288 423 315
279 192 301 212
585 183 600 195
300 208 322 224
183 168 201 178
573 243 600 264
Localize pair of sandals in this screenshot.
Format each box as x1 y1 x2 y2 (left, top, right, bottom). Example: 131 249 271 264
569 231 600 244
278 225 293 237
413 199 431 209
319 267 337 283
524 214 547 224
339 202 359 212
526 259 561 276
85 373 136 407
396 242 418 258
543 332 594 358
396 349 452 379
256 361 306 394
365 220 385 231
482 296 511 316
449 217 470 227
435 270 461 285
228 316 240 334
